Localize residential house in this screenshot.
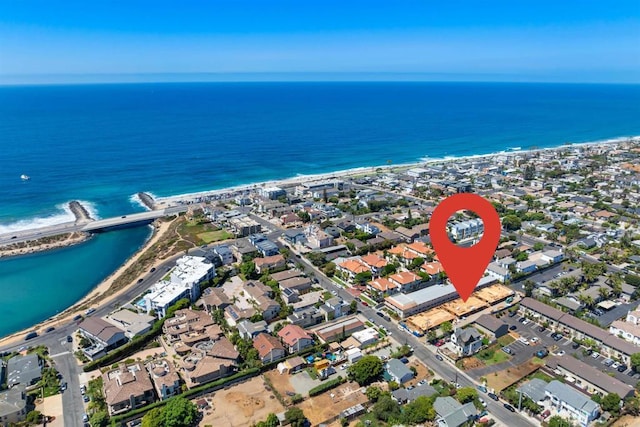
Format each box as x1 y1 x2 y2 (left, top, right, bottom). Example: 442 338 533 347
254 254 286 274
486 262 511 283
201 288 232 313
385 358 415 384
517 260 537 274
434 396 477 427
610 308 640 345
237 320 268 340
388 271 423 293
359 254 388 277
183 355 236 387
6 353 43 388
0 385 27 425
212 245 234 265
321 297 349 321
146 359 181 401
253 333 286 363
278 324 314 353
78 317 127 360
451 327 483 356
102 363 155 416
282 228 307 246
392 383 437 404
544 381 600 427
474 314 509 340
544 357 635 399
104 309 155 339
313 317 365 343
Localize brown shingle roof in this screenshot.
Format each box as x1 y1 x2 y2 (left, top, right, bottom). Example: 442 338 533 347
253 333 285 359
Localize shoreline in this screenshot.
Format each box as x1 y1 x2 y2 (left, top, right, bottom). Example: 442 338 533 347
0 220 173 346
0 133 638 344
154 135 639 206
0 232 91 258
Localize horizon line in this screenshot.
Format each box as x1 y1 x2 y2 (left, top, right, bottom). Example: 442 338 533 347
1 72 639 86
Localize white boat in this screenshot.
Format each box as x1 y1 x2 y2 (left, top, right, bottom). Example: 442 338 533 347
20 174 30 181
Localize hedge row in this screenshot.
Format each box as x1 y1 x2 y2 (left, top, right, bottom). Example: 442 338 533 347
308 375 345 397
111 368 260 424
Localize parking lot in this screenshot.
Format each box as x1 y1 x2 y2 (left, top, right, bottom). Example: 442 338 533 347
499 314 640 386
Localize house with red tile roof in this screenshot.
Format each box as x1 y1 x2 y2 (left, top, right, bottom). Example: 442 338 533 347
277 324 314 353
387 244 422 267
253 333 286 363
359 254 388 277
337 259 369 279
254 254 286 274
367 278 398 294
388 271 423 293
421 261 444 276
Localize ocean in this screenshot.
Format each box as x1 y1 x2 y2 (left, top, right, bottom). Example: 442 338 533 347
0 81 639 337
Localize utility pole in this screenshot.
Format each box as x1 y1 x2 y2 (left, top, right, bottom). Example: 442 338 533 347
518 389 523 411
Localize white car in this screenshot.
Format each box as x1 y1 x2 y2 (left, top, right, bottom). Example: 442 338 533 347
519 337 530 345
555 350 565 356
530 337 539 344
522 319 530 325
592 352 600 359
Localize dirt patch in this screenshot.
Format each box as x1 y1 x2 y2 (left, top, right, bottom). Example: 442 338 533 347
613 415 640 427
462 358 485 370
296 381 368 426
225 391 266 417
264 370 296 399
198 376 285 427
404 358 433 387
485 360 540 393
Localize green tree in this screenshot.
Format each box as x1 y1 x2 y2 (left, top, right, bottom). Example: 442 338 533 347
502 215 522 231
533 242 544 251
630 353 640 372
402 395 436 424
372 395 402 422
624 396 640 416
366 386 384 402
349 300 357 314
284 407 306 427
382 263 397 276
142 408 164 427
548 415 571 427
347 355 383 386
256 413 280 427
89 410 109 427
240 261 257 280
441 321 453 335
323 262 336 277
523 279 535 297
354 271 373 284
456 386 478 404
601 393 621 413
297 211 311 223
164 396 198 427
25 411 42 424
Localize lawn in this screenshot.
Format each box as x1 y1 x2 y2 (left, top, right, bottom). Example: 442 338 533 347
498 335 516 346
359 294 377 306
476 347 509 366
198 229 234 243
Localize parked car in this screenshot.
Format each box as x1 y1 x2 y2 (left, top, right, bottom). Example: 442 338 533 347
488 393 499 401
612 362 621 369
435 354 444 362
604 359 614 367
504 403 516 412
509 311 517 317
538 326 545 332
592 352 600 359
502 347 512 355
572 342 579 349
522 319 530 325
60 382 67 392
477 385 487 393
479 398 487 408
509 325 517 331
44 326 55 333
66 335 73 343
618 364 628 372
530 337 539 344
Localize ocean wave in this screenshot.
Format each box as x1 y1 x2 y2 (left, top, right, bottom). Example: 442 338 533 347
0 201 99 234
129 193 157 211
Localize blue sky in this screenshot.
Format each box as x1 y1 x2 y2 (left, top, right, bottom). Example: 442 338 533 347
1 1 639 83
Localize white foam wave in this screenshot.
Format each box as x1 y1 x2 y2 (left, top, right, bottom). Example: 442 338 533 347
76 200 100 220
0 201 100 235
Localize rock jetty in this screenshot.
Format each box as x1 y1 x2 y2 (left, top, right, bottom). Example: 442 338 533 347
138 192 156 210
69 201 92 222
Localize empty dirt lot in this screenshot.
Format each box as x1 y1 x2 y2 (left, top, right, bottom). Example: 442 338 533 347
198 376 285 427
296 381 369 426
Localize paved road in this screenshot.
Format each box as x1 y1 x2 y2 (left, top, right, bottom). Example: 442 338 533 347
288 251 537 427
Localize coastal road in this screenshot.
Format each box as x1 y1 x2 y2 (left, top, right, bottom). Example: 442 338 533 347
0 206 187 246
0 251 188 425
288 250 536 427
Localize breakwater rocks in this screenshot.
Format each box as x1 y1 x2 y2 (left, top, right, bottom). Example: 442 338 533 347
69 201 92 222
138 192 156 210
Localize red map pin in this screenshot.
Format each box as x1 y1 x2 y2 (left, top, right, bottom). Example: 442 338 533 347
430 193 501 302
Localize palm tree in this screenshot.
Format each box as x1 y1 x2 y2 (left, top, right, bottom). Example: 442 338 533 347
598 287 610 301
